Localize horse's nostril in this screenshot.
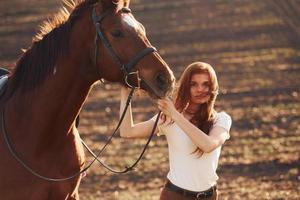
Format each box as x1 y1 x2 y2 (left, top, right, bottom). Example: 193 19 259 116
155 73 168 91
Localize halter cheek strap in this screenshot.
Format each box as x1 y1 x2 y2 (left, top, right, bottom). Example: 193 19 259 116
92 7 157 88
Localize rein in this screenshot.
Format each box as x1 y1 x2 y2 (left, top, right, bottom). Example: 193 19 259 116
81 87 161 173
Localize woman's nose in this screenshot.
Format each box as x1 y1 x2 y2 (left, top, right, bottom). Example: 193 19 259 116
197 85 204 92
197 85 208 93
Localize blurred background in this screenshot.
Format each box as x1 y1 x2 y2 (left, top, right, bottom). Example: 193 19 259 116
1 0 299 199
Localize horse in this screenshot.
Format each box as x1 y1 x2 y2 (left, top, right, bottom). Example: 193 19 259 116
0 0 175 199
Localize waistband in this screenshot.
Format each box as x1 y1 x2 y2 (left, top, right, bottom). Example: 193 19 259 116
165 180 217 199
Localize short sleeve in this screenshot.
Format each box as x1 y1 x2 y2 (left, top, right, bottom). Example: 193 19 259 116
213 112 232 132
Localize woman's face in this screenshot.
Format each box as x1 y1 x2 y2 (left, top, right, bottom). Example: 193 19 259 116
189 73 211 105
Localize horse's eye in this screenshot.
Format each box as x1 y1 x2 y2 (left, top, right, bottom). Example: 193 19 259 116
111 30 123 38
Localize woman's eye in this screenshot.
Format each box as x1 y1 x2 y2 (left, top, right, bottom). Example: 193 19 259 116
204 82 211 88
111 30 123 38
190 82 197 87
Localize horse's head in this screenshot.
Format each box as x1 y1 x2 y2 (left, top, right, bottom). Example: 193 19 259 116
72 0 175 98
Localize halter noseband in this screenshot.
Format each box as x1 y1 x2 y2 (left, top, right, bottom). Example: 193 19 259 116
92 7 157 88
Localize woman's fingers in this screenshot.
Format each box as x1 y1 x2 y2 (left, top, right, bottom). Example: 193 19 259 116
157 101 166 110
157 104 171 118
158 104 165 111
157 99 168 106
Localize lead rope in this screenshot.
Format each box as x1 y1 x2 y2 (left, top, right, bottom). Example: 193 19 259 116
81 87 161 173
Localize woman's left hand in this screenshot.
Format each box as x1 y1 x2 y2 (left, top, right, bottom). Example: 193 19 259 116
157 98 177 119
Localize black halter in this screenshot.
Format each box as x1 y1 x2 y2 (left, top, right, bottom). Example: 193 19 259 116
92 7 157 88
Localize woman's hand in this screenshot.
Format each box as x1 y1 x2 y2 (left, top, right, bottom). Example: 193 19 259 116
157 98 178 119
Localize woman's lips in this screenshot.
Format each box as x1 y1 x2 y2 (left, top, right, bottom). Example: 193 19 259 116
194 93 209 98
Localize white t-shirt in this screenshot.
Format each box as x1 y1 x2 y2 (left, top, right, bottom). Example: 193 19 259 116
152 111 232 192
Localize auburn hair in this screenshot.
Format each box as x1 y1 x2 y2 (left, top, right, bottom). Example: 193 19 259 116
174 62 219 156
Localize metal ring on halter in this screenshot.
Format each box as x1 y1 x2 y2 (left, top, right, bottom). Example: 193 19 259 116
125 71 141 89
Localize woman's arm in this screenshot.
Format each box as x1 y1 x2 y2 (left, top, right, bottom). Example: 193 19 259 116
158 99 230 153
173 112 229 153
119 87 158 138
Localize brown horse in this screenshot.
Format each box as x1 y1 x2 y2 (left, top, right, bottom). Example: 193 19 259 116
0 0 174 199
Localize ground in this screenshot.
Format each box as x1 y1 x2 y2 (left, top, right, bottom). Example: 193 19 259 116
1 0 299 199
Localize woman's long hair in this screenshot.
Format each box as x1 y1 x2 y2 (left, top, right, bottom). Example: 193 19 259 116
174 62 219 156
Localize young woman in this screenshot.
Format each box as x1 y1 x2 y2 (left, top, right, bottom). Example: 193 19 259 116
119 62 232 200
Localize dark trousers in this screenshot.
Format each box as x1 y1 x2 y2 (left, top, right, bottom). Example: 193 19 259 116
159 183 218 200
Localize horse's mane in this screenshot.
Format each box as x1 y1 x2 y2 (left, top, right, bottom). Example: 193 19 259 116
10 0 97 93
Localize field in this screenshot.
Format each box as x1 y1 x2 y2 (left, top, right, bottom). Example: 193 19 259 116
1 0 299 199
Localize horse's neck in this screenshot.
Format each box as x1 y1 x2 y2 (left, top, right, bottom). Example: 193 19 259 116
5 60 93 148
